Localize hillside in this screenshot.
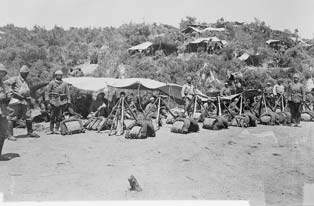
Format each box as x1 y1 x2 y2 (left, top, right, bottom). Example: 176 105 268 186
0 17 314 94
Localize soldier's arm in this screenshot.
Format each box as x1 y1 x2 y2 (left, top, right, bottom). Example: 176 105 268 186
64 83 70 101
45 82 53 100
3 77 17 94
302 85 306 102
181 85 186 98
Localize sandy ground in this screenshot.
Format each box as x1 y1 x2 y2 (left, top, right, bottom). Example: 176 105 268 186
1 121 314 205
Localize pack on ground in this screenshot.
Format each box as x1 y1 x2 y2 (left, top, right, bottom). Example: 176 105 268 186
60 118 85 135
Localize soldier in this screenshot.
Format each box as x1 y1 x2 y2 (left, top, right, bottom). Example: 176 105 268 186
46 70 70 134
287 73 305 127
220 82 231 96
228 97 240 116
5 65 40 141
273 79 285 97
0 64 11 161
264 81 274 107
181 76 195 113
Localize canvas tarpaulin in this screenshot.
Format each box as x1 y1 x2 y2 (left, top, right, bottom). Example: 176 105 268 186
158 83 209 104
128 42 153 51
63 77 111 92
64 77 166 91
109 78 166 90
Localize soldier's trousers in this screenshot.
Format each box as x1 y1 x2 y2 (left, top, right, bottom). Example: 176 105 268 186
288 101 301 124
50 104 65 124
0 117 8 140
7 103 33 135
7 104 31 121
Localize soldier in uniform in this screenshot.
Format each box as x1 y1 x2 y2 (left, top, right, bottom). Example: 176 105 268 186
264 81 274 107
287 73 305 127
228 97 240 116
220 82 231 96
181 76 195 114
5 65 40 141
46 70 70 134
0 64 11 161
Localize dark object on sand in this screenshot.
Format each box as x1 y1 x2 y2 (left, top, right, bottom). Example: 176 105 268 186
128 175 142 192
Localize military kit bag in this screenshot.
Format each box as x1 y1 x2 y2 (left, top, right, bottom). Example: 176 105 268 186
125 126 146 139
202 118 217 130
60 118 85 135
170 120 186 134
301 111 314 121
193 112 204 122
203 117 228 130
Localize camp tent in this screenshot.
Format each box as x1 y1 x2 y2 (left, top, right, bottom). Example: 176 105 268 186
266 39 280 45
109 78 166 90
128 42 153 53
73 63 99 75
158 83 210 104
181 26 225 34
63 77 111 92
63 77 210 105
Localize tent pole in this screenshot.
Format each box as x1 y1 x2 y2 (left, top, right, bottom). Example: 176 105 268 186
239 94 243 115
193 95 198 117
218 96 222 116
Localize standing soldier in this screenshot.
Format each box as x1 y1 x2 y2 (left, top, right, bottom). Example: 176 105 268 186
46 70 70 134
264 81 274 107
220 82 231 96
0 64 11 160
5 65 40 141
287 73 305 127
181 76 195 114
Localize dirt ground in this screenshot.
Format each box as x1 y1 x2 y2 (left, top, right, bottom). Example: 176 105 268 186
1 121 314 205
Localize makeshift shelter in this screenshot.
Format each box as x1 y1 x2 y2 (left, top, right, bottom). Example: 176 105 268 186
185 37 223 53
109 78 166 90
158 83 209 105
73 63 98 75
181 26 225 35
128 42 153 54
238 53 262 66
63 77 111 92
150 42 178 56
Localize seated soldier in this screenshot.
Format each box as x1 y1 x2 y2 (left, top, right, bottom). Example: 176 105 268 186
228 98 240 116
144 96 157 119
89 92 109 118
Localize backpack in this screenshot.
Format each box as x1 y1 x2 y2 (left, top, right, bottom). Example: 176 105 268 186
170 120 186 134
60 118 85 135
125 126 146 139
203 118 217 130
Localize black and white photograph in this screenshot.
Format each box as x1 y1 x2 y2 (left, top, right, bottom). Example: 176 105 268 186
0 0 314 205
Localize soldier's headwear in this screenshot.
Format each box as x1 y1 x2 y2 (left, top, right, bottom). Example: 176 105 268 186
187 76 192 81
20 65 30 73
267 81 272 85
224 82 228 85
293 73 300 78
54 70 63 75
150 96 155 101
0 63 8 74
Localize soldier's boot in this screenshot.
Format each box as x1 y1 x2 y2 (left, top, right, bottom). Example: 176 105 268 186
0 139 10 161
54 122 60 134
7 121 17 141
26 120 40 138
48 122 55 134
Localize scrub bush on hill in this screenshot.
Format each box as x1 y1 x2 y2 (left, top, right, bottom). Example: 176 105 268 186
0 16 313 91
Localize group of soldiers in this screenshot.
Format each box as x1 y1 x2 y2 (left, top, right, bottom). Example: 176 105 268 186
181 73 306 127
0 64 40 160
0 62 309 160
0 64 72 160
